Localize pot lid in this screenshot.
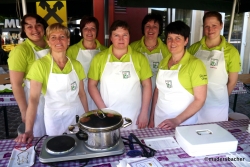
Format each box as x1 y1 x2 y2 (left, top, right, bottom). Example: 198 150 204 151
79 109 123 132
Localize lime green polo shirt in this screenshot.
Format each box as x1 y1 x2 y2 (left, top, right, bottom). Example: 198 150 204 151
130 37 170 58
27 53 85 95
66 39 107 59
188 35 241 73
8 38 49 78
158 50 208 95
88 45 153 81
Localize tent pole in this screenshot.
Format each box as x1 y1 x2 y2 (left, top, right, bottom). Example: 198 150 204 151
104 0 109 47
21 0 27 16
228 0 237 42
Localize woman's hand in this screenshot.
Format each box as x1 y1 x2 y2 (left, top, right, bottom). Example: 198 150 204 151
14 131 34 144
136 112 148 129
157 118 181 130
148 118 155 128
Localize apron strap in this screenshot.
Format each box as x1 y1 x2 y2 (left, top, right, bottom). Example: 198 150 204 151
107 54 111 63
129 55 132 62
67 56 75 71
50 56 75 73
198 45 202 50
177 64 182 70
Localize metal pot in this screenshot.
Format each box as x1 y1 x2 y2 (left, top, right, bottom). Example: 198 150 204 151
69 109 132 150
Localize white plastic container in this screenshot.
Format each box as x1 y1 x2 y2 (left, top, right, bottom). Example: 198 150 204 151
175 124 238 156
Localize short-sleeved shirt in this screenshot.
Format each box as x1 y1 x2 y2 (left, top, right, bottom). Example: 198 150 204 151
88 45 153 81
130 36 170 58
66 39 107 59
8 38 49 78
27 53 85 95
158 51 208 95
188 35 241 73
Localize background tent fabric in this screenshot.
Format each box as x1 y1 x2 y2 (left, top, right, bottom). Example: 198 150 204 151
118 0 250 13
118 0 250 42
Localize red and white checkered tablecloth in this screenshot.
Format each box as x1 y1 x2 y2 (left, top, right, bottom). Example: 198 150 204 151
0 119 250 167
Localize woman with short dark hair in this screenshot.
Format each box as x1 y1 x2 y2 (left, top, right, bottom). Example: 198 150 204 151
130 13 170 115
88 20 152 130
149 21 208 130
67 16 106 111
8 13 49 137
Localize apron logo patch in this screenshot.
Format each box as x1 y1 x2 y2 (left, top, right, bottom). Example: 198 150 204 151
210 59 218 67
122 71 130 79
153 62 159 69
165 80 172 88
71 81 77 91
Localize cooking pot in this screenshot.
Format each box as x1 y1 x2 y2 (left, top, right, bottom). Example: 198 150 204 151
69 109 132 150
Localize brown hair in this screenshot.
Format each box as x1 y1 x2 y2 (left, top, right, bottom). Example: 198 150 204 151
20 13 48 38
203 11 223 25
80 16 99 37
109 20 130 36
141 13 163 36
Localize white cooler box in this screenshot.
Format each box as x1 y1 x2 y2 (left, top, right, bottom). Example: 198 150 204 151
175 124 238 156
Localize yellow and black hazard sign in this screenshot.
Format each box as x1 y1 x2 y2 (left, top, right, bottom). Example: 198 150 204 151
36 1 67 27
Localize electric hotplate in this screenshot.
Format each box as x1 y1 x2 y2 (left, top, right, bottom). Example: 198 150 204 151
39 134 125 163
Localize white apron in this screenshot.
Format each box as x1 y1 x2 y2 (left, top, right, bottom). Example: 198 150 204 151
141 48 163 114
154 65 197 127
100 54 141 130
24 48 49 137
44 57 85 136
195 47 228 123
76 48 100 111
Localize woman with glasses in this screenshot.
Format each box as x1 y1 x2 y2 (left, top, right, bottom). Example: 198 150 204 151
67 16 107 111
8 13 49 137
15 23 88 143
88 20 152 130
149 21 207 130
188 11 241 123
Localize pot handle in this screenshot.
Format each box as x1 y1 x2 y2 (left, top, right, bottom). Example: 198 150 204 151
122 117 132 128
76 130 88 141
68 115 80 134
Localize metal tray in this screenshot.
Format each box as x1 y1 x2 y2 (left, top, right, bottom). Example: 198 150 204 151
39 134 125 163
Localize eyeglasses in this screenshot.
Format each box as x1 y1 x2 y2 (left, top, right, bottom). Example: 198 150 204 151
122 133 157 158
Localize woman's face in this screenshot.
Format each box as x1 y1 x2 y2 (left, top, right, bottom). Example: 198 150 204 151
203 16 222 40
110 27 129 50
82 22 97 42
166 33 188 55
47 30 69 52
24 17 45 42
144 20 159 40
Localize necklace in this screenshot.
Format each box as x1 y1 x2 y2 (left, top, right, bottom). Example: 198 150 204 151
145 42 157 49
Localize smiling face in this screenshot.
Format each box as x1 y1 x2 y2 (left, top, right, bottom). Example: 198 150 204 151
144 20 159 40
110 27 130 50
82 22 97 42
166 33 188 55
23 17 45 42
203 16 223 40
47 30 70 53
